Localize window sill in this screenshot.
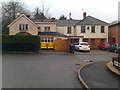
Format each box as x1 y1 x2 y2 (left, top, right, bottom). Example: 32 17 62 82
19 30 28 32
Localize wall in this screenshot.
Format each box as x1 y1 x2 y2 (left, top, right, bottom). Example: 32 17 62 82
36 22 57 32
109 23 120 44
57 26 75 36
76 25 108 41
9 16 38 35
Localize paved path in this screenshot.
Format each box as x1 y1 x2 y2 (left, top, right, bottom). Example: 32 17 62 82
80 61 120 88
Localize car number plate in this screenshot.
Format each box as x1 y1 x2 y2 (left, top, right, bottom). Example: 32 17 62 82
113 61 120 67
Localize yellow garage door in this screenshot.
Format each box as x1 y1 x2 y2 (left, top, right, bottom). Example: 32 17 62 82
41 37 54 49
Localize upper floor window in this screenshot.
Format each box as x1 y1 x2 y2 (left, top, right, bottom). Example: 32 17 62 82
67 27 72 34
91 26 95 33
101 26 105 33
81 26 86 33
44 27 50 32
19 24 28 30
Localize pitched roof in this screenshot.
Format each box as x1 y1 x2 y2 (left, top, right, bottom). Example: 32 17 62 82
15 32 32 35
109 22 120 27
7 14 38 28
38 32 67 37
31 19 50 22
56 19 80 26
77 16 109 25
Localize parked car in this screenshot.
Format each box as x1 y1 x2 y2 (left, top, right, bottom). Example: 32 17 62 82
75 42 90 52
116 45 120 53
108 44 120 53
98 43 109 50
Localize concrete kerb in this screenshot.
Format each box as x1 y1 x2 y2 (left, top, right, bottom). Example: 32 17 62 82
77 62 93 90
107 61 120 76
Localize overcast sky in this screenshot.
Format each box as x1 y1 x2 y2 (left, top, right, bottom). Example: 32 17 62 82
1 0 120 23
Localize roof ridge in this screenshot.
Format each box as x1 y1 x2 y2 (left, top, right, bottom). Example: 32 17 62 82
8 14 38 28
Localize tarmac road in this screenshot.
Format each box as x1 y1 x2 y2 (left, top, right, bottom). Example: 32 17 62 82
2 50 117 88
80 61 120 88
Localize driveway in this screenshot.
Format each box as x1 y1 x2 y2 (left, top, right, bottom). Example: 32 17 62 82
2 50 117 88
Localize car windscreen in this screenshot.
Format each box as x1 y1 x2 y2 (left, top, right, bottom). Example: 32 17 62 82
81 43 88 45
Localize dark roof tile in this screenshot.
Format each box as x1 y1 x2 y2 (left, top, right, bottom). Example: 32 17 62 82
77 16 109 25
56 19 80 26
38 32 67 37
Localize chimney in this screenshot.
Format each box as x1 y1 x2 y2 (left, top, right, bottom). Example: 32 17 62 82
50 17 56 22
69 13 71 19
26 15 30 18
83 12 86 19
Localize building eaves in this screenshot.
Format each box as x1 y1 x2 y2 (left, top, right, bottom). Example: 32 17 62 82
38 32 67 37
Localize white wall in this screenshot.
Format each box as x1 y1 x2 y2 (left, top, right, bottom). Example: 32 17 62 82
76 25 108 41
36 22 57 32
9 16 38 35
57 26 75 36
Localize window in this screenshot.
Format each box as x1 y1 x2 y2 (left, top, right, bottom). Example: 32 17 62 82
51 37 54 42
83 39 88 42
42 37 45 42
91 26 95 33
81 26 86 33
48 37 51 42
100 39 105 44
67 27 72 34
19 24 28 30
45 37 47 42
101 26 105 33
44 27 50 32
91 39 96 45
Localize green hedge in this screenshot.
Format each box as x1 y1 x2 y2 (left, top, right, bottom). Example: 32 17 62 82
2 35 41 52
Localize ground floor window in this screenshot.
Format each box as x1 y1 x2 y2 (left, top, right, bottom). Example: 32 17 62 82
100 39 105 44
112 38 116 44
41 37 54 42
83 38 88 42
91 39 96 45
70 38 79 44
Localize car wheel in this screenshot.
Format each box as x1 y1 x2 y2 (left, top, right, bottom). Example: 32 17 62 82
115 50 117 53
108 49 110 52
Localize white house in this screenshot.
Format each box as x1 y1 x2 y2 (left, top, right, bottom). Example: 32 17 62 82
8 14 38 35
56 13 109 48
8 13 109 49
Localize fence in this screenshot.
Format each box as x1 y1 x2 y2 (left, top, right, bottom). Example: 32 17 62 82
54 39 69 52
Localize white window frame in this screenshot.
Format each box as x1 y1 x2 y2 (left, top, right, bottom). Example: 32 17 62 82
67 27 72 34
19 24 28 30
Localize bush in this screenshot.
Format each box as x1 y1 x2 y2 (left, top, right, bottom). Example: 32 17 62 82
2 35 41 52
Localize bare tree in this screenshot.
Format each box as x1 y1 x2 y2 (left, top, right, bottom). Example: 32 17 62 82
59 15 67 20
2 0 29 34
33 1 50 20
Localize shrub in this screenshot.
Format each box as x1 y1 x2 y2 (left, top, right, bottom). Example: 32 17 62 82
2 35 41 52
